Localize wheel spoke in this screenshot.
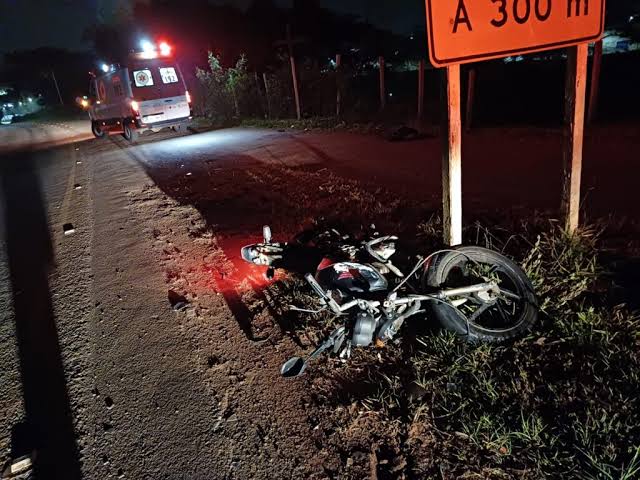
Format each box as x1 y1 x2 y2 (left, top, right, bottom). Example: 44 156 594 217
467 301 494 323
494 300 512 325
500 288 522 301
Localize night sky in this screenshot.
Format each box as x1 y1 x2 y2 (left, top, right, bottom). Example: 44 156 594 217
1 0 637 56
0 0 424 55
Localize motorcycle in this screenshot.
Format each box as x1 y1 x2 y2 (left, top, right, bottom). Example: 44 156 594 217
241 226 538 377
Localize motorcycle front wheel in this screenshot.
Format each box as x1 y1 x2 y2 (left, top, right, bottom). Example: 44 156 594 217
422 246 538 342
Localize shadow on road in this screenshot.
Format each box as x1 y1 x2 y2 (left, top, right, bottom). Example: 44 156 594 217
0 151 81 478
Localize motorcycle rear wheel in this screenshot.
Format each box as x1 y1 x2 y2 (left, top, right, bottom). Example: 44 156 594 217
422 246 538 342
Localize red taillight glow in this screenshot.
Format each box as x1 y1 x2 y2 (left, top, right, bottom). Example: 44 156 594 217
185 91 192 103
131 100 140 112
159 42 172 56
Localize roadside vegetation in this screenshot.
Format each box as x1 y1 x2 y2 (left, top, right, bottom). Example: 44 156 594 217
217 161 639 479
313 225 640 479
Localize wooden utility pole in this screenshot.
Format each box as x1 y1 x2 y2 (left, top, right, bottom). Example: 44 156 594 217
442 65 463 245
417 59 425 119
379 56 386 111
286 24 302 120
465 68 476 132
335 54 342 117
561 44 588 233
587 39 603 125
262 73 272 119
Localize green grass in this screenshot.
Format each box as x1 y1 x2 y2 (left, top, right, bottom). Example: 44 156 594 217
358 226 640 479
240 116 343 131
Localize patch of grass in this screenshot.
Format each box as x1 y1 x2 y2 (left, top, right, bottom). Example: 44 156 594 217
521 226 601 315
356 226 640 479
240 116 343 131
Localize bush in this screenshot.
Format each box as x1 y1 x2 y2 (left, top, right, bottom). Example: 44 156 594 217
196 52 262 123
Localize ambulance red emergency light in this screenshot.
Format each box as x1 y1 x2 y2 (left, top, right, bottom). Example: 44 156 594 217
87 40 192 141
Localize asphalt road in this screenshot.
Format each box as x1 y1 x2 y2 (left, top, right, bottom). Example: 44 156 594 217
1 121 638 479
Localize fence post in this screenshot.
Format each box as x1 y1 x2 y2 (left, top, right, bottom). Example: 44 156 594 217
587 39 602 125
417 59 425 119
286 24 302 120
379 56 386 111
290 57 302 120
561 44 588 233
465 68 476 132
336 54 342 118
262 73 272 119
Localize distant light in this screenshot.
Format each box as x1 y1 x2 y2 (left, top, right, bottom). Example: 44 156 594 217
6 103 13 107
389 93 393 97
18 101 22 106
141 39 155 52
80 99 89 108
159 42 172 56
28 97 33 102
101 63 110 73
130 100 140 112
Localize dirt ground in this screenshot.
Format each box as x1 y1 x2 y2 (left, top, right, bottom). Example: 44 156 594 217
1 122 639 479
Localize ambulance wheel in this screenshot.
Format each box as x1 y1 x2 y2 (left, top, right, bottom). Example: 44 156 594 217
123 122 139 142
91 121 106 138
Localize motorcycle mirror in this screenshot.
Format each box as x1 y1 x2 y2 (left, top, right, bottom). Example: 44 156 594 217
280 357 307 378
263 225 272 244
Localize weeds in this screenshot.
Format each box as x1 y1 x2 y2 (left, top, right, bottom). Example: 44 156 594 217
356 226 640 479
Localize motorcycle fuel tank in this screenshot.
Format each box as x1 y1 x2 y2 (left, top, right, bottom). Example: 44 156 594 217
316 261 388 294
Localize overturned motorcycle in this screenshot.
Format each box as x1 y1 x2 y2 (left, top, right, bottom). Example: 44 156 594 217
241 226 538 377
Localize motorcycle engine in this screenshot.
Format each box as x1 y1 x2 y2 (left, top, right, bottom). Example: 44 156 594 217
352 312 378 346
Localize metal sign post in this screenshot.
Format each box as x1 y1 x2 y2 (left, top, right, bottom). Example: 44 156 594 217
425 0 605 244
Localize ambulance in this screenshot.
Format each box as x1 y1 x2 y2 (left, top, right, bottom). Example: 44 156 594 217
87 41 192 141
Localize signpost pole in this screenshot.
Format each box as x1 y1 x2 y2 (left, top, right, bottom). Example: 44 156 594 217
442 65 463 245
562 44 589 233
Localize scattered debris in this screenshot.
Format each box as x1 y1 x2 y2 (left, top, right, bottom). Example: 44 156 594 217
168 290 188 311
387 125 422 142
105 396 114 409
63 223 76 235
2 454 33 478
74 184 82 190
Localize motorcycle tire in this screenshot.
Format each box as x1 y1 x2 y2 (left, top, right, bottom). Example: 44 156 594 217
422 246 538 343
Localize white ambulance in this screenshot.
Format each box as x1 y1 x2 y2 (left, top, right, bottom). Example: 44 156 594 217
88 42 192 141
